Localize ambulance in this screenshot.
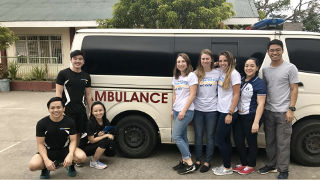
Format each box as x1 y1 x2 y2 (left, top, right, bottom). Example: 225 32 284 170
71 29 320 166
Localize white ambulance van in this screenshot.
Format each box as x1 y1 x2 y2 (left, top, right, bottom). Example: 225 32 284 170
71 29 320 166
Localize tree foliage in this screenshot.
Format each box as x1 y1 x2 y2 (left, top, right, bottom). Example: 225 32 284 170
0 26 18 50
254 0 320 32
98 0 235 29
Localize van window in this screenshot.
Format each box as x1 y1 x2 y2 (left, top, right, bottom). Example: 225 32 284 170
174 37 212 68
81 36 174 77
212 37 269 76
286 38 320 73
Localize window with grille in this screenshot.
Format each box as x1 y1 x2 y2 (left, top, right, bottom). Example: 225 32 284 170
16 35 62 64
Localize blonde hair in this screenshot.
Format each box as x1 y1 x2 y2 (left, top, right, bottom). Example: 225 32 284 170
195 49 215 83
173 53 193 79
220 51 236 90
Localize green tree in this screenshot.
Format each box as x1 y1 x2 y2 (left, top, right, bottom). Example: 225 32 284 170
254 0 290 20
254 0 320 32
0 26 18 50
98 0 235 29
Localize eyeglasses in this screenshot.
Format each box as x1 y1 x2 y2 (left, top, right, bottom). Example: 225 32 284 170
269 48 282 53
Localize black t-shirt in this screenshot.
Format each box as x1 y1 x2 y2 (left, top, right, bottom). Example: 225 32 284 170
56 68 91 106
36 115 76 150
80 118 113 145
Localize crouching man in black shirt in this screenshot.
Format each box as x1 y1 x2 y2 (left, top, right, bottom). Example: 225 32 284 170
28 97 87 179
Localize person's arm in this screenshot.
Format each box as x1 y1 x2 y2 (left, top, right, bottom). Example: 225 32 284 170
225 84 240 124
63 134 76 167
88 133 114 144
37 137 55 171
178 84 197 120
251 95 266 133
171 86 176 120
286 83 298 122
56 84 64 98
85 87 93 111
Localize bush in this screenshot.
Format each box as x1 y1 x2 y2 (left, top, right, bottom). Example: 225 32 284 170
7 61 20 80
31 65 48 80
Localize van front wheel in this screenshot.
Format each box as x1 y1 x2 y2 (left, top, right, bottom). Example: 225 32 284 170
116 115 158 158
291 119 320 166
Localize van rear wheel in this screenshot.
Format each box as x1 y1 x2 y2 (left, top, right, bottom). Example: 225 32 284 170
291 119 320 166
116 115 158 158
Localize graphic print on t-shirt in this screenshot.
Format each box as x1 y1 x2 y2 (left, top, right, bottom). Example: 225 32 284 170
174 80 188 90
200 77 218 87
218 76 224 87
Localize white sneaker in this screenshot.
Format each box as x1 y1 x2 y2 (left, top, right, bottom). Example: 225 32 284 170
213 166 233 175
212 165 224 172
90 160 107 169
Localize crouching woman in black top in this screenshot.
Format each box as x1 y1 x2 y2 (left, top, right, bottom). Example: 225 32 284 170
79 101 115 169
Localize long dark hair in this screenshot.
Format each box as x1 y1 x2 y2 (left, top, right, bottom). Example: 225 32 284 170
173 53 193 79
89 101 108 123
219 51 236 90
195 49 214 82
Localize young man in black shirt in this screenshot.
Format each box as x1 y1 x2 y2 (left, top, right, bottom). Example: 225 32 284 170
56 50 93 144
28 97 86 179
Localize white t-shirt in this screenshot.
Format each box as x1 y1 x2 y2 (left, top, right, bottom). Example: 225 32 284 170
194 69 221 112
217 69 241 113
172 72 198 111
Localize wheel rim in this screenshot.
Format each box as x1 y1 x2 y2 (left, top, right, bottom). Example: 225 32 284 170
303 131 320 155
123 125 146 148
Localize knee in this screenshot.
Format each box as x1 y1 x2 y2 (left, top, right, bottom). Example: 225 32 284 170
172 134 182 143
75 150 87 163
28 161 39 171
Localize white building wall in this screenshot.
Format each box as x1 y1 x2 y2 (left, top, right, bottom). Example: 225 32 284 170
6 27 71 79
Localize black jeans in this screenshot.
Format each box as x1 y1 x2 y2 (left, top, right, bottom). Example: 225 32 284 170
233 114 258 167
216 112 238 168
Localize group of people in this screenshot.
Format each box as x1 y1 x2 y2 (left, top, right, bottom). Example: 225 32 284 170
171 39 298 179
28 50 115 179
27 39 298 180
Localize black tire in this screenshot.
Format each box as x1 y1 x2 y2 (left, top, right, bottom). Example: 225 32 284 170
116 115 158 158
291 119 320 166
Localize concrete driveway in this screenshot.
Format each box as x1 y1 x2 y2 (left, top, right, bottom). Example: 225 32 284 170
0 91 319 179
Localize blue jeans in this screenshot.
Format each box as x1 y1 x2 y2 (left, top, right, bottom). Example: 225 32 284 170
193 110 218 163
215 112 238 168
172 110 194 160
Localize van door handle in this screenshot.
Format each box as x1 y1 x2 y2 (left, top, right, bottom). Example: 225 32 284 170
298 82 303 87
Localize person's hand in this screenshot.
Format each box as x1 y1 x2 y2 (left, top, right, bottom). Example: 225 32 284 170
178 110 186 120
251 122 259 133
44 159 55 171
98 131 105 137
106 134 114 140
286 110 294 122
225 114 232 124
63 153 73 168
171 111 174 120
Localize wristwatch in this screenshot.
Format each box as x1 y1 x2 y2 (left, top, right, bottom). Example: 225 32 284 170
289 106 296 111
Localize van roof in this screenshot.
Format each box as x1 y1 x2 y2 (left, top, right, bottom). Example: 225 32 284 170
76 29 320 36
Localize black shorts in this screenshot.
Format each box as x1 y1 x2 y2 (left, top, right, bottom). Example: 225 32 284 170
65 104 88 133
80 139 115 156
38 147 69 162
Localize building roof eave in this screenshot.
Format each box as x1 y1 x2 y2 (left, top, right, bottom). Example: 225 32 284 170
223 18 259 25
0 21 98 28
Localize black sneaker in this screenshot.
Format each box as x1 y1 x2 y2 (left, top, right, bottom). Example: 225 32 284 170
195 163 201 171
200 164 211 173
178 164 196 175
258 165 277 174
172 161 186 171
278 172 289 179
40 168 50 179
67 165 77 177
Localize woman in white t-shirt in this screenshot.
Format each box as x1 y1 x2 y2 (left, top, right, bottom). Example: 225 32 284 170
212 51 241 176
171 53 198 175
193 49 220 173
